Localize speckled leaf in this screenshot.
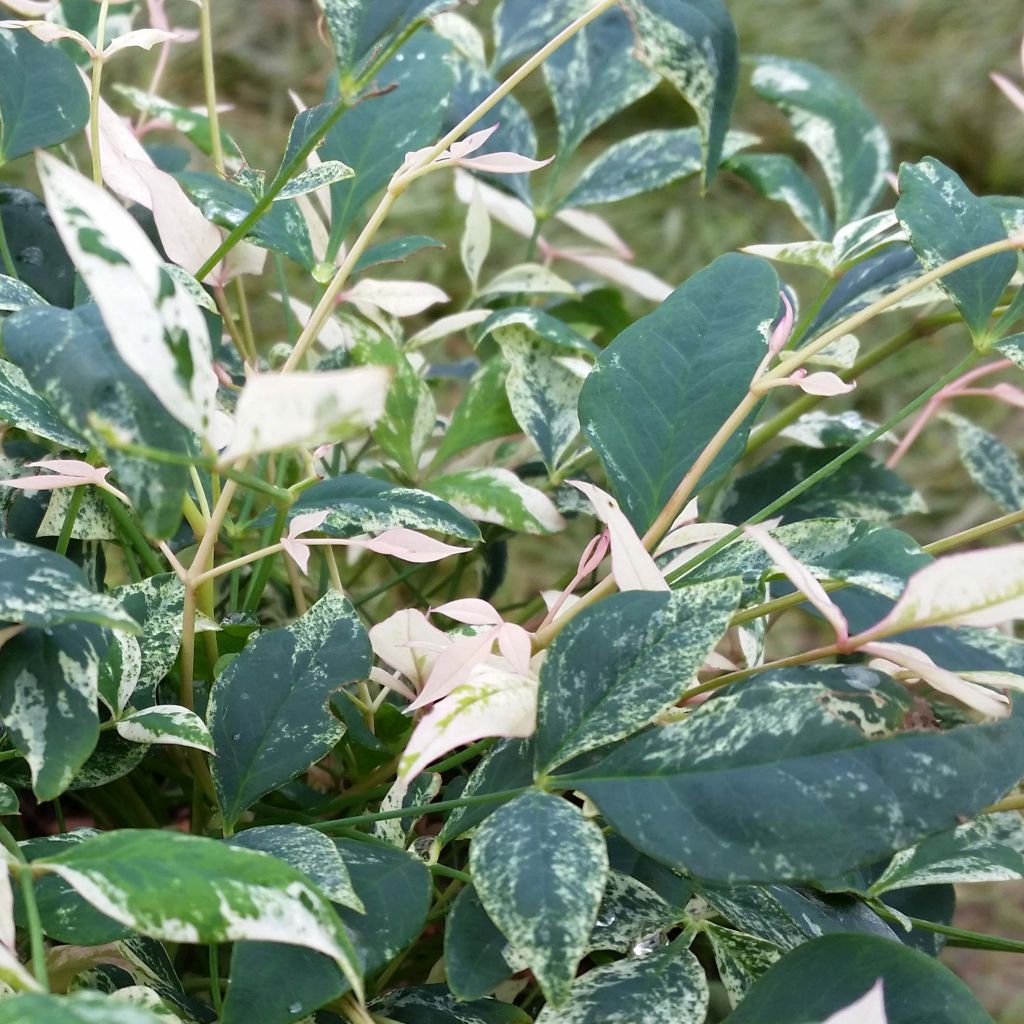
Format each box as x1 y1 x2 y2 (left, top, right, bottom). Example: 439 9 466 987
208 591 371 827
995 331 1024 370
896 158 1015 342
543 8 657 155
275 161 353 200
370 985 531 1024
445 884 515 1000
536 581 742 774
36 829 363 997
492 0 590 68
280 473 480 541
704 924 783 1007
778 410 889 450
751 57 890 226
0 538 137 631
0 359 85 448
322 33 453 253
724 934 994 1024
0 277 46 312
0 622 106 800
478 307 598 356
227 825 362 912
0 992 168 1024
569 666 1024 882
116 706 214 754
36 153 216 439
0 28 89 162
871 813 1024 894
494 324 585 472
3 303 193 538
37 489 117 541
589 870 683 954
727 152 832 239
479 263 575 298
579 253 779 531
945 413 1024 522
429 468 565 535
470 790 608 1005
97 632 141 716
371 773 441 847
620 0 738 189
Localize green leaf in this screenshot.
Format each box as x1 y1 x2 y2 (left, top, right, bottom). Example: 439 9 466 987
428 468 565 535
995 331 1024 370
0 992 167 1024
778 410 886 450
478 307 599 357
209 591 370 827
0 275 46 312
896 158 1015 342
281 473 480 541
871 812 1024 894
751 57 891 226
543 8 657 156
3 303 193 539
227 825 363 912
0 185 75 306
222 838 430 1024
370 985 531 1024
589 870 684 954
115 705 214 754
0 622 106 800
0 781 18 815
35 153 217 438
536 581 742 774
535 947 708 1024
945 413 1024 524
353 235 445 275
37 829 363 998
724 933 994 1023
727 152 832 239
445 885 514 1000
322 32 453 255
276 161 354 200
0 28 90 163
704 923 783 1007
620 0 738 189
570 667 1024 882
0 359 86 448
579 252 779 531
493 0 590 69
470 790 608 1005
432 359 520 469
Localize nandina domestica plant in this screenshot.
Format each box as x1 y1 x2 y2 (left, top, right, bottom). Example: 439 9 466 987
0 1 1023 1021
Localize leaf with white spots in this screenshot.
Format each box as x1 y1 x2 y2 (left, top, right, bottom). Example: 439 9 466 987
779 410 889 450
0 277 46 312
588 870 684 954
536 581 742 774
704 923 784 1007
275 161 354 200
945 413 1024 526
0 360 86 450
35 153 217 439
36 488 117 542
0 992 172 1023
492 0 590 68
470 790 608 1006
97 631 142 716
208 591 371 828
35 829 363 998
896 158 1016 342
478 263 576 299
461 184 491 288
728 152 832 239
478 307 598 357
220 366 389 462
429 468 565 535
371 774 441 847
370 986 532 1023
116 706 214 754
570 666 1024 882
751 57 891 226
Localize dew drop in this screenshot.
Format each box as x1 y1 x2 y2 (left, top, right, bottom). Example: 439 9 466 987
288 1002 302 1014
19 246 43 266
630 931 666 958
231 732 242 742
594 910 616 929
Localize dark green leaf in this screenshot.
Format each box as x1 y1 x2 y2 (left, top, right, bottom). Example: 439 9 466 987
208 591 371 827
579 252 779 531
0 359 86 448
352 235 445 274
492 0 590 69
0 185 75 306
371 985 531 1024
470 790 608 1005
445 885 514 1000
727 152 832 239
0 992 166 1024
536 581 742 774
704 923 783 1007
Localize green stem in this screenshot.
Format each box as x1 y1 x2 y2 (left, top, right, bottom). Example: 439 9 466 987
352 563 431 610
870 903 1024 954
208 944 223 1015
429 864 472 884
242 506 289 612
0 216 18 279
924 508 1024 556
55 487 86 557
89 0 112 185
198 0 225 175
95 490 165 576
18 868 48 989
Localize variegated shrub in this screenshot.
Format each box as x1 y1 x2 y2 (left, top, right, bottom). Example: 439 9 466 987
0 1 1022 1022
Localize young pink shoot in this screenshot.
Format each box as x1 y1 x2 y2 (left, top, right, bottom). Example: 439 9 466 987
0 459 130 504
399 124 553 186
992 71 1024 114
768 291 796 357
539 530 611 629
369 609 449 693
755 368 856 397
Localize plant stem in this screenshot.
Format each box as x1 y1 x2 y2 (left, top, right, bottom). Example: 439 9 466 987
429 863 471 884
924 508 1024 556
0 216 18 279
983 793 1024 814
682 643 841 699
199 0 226 175
179 586 198 711
17 867 48 989
95 491 165 576
89 0 112 185
55 487 86 556
208 944 223 1015
870 902 1024 954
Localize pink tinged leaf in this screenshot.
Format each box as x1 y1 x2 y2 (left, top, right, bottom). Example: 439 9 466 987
656 522 734 559
447 125 501 160
287 510 331 540
558 249 672 303
343 278 450 318
992 72 1024 115
793 371 856 396
744 525 850 644
454 170 535 238
768 291 795 356
455 152 554 175
555 208 633 259
0 460 129 504
431 599 503 626
0 1 59 14
369 610 448 689
990 382 1024 410
541 530 611 628
864 643 1009 718
0 20 96 56
398 666 538 785
824 981 888 1024
368 667 417 704
408 627 500 710
102 28 183 57
497 623 533 676
280 537 313 577
569 480 669 593
353 528 472 564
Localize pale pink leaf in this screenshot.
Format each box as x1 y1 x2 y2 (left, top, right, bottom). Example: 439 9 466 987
288 510 331 540
744 525 850 643
824 981 887 1024
368 666 417 703
0 20 95 55
795 371 856 396
431 599 503 626
0 1 58 14
103 28 183 57
344 278 449 318
409 627 500 710
992 72 1024 115
497 623 533 676
447 125 500 160
569 480 669 593
399 666 538 785
280 537 313 577
456 152 554 175
559 249 672 302
455 170 535 238
555 208 633 259
768 291 795 355
353 528 471 564
369 610 448 689
990 382 1024 410
656 522 734 558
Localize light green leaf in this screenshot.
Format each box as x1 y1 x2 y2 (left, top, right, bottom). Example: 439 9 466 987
280 473 480 541
0 781 19 815
751 57 891 226
570 666 1024 882
0 27 90 162
0 622 106 800
208 591 371 827
429 468 565 535
0 276 46 312
470 790 609 1005
896 158 1015 342
579 252 779 531
36 829 363 998
727 152 832 239
36 153 217 439
704 923 784 1007
478 263 576 298
589 870 683 954
535 947 708 1024
461 183 491 288
37 489 117 542
0 992 168 1024
778 410 888 450
115 705 214 754
0 359 87 449
227 824 363 912
946 413 1024 523
536 581 742 774
275 161 354 201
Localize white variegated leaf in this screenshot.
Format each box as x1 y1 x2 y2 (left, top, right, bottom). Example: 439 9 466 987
429 468 565 535
461 183 491 288
116 705 215 754
0 276 45 312
276 161 354 200
478 263 576 298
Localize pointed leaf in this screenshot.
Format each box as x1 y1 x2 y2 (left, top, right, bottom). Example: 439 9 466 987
727 152 832 239
115 706 214 754
429 468 565 535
